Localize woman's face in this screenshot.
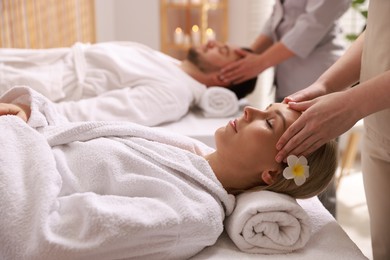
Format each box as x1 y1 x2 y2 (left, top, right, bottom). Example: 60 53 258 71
214 104 301 190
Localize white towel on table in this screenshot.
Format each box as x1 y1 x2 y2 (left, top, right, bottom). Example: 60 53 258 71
225 190 311 254
198 87 239 117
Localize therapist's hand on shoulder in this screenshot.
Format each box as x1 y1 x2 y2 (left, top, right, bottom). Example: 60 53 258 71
219 49 263 84
275 91 360 163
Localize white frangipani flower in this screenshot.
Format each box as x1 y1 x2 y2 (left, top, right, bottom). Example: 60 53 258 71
282 155 310 186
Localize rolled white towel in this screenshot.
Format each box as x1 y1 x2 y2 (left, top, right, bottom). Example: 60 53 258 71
225 190 311 254
198 87 239 118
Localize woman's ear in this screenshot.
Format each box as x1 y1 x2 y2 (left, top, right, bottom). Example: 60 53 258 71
261 169 279 185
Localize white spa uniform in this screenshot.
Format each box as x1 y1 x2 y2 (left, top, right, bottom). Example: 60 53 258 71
262 0 350 101
360 1 390 259
0 42 206 126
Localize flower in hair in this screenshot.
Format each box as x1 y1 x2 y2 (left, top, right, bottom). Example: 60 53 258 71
283 155 310 186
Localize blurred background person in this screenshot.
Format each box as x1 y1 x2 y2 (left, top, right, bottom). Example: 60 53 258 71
219 0 350 102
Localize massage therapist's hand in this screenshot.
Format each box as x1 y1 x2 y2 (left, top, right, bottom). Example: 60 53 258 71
0 103 31 122
275 91 360 163
219 49 264 84
282 81 329 104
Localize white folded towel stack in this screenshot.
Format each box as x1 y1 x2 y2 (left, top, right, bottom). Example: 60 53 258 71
198 87 239 117
225 190 311 254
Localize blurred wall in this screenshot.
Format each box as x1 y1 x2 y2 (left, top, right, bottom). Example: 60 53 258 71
94 0 273 49
95 0 160 49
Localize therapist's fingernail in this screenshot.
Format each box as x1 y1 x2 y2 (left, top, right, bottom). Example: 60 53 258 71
275 155 282 163
276 144 282 150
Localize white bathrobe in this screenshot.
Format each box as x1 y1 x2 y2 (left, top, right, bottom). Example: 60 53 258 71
0 87 235 260
0 42 206 126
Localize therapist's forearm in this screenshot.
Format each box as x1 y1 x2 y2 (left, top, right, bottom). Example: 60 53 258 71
257 42 295 70
250 34 274 54
316 32 365 93
350 70 390 120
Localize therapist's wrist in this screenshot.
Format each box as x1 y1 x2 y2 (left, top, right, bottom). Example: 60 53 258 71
256 55 271 72
314 77 338 95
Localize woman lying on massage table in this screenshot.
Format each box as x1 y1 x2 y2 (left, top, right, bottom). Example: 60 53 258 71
0 86 337 260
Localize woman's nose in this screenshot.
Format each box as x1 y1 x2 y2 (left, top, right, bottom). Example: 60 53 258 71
244 106 266 121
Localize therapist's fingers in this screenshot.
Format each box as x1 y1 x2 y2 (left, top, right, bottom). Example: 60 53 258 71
220 60 240 75
284 92 307 104
221 74 246 85
277 99 321 155
287 100 312 112
234 48 249 58
231 75 247 84
275 123 305 161
220 49 248 75
282 97 292 104
283 134 326 160
285 83 327 104
275 102 329 162
219 61 245 83
214 74 231 87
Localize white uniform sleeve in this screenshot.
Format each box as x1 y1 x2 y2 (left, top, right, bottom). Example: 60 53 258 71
281 0 350 58
260 11 274 38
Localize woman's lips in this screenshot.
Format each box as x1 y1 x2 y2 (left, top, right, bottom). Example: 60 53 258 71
229 119 237 133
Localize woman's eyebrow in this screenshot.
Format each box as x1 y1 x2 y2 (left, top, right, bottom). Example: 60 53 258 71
265 104 286 130
275 109 286 131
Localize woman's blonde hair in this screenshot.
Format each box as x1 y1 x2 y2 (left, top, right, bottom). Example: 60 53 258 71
251 140 338 199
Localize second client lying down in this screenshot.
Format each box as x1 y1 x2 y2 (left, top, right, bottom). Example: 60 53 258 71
0 86 337 260
0 40 257 126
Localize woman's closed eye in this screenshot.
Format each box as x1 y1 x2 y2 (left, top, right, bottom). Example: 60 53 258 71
266 118 274 129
